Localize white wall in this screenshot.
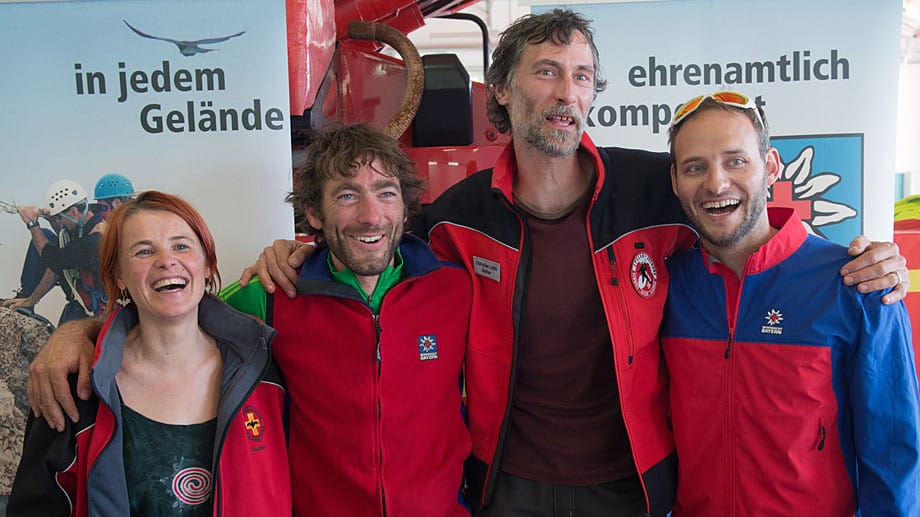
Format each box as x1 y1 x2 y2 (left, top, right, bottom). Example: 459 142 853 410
898 62 920 195
402 0 530 82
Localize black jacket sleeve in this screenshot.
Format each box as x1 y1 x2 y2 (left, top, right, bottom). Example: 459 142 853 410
7 380 98 517
40 232 102 274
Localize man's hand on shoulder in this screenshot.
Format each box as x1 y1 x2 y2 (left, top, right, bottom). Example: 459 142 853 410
238 239 312 299
28 318 102 431
841 236 909 304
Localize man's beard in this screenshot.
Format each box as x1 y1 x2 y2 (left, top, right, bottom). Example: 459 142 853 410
511 87 583 157
688 180 769 249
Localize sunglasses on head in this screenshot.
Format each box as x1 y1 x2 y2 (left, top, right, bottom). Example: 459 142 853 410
671 91 764 129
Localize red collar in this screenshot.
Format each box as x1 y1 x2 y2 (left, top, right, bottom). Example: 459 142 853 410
490 132 605 203
702 206 808 276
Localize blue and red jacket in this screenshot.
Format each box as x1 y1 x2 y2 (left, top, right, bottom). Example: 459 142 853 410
223 234 473 516
416 133 697 515
661 207 920 515
8 294 291 516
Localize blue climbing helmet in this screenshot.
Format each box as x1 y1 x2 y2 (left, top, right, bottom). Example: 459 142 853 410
94 173 135 201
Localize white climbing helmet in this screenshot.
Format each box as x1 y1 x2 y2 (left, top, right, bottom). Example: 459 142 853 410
46 179 89 216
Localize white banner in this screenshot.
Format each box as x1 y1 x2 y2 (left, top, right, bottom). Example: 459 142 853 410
0 0 293 320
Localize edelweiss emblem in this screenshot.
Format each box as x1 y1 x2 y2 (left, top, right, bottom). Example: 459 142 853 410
418 335 438 361
764 309 783 326
761 309 784 335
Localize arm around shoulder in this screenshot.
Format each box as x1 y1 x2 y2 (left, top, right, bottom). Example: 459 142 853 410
841 237 909 304
220 279 270 321
28 318 103 431
238 239 310 299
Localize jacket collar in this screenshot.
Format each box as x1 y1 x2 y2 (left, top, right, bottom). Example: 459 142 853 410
490 132 605 203
297 233 442 284
92 293 274 405
702 206 808 276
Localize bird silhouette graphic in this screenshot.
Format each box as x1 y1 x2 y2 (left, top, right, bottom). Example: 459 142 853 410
123 20 244 56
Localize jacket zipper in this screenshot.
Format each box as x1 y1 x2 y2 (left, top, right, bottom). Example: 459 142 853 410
304 272 434 515
374 310 382 362
723 326 735 512
722 266 745 513
373 312 387 516
370 272 441 514
605 246 635 365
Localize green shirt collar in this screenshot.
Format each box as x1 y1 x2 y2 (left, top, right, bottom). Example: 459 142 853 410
328 247 404 313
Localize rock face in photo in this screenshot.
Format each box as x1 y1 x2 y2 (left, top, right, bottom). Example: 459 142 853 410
0 308 52 494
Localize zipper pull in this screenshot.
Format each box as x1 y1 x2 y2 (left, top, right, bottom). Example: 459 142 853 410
374 314 382 363
724 330 734 359
607 247 618 286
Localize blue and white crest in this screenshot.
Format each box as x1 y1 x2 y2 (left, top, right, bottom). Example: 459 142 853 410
418 335 438 361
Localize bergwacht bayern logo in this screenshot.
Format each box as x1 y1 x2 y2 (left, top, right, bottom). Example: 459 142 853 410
761 308 784 335
418 335 439 361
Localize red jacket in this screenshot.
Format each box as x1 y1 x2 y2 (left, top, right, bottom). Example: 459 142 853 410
662 208 920 515
416 134 696 515
8 294 291 516
263 235 472 516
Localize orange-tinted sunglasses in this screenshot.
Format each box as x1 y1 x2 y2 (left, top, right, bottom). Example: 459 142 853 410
672 91 764 129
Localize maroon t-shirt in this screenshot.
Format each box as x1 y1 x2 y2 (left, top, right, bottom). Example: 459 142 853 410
500 196 637 485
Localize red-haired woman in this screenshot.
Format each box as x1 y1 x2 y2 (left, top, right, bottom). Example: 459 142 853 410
9 191 291 516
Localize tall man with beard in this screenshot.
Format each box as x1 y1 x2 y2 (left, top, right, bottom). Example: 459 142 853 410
661 92 920 515
413 12 692 514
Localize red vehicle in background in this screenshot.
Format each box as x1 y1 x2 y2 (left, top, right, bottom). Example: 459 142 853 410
286 0 509 213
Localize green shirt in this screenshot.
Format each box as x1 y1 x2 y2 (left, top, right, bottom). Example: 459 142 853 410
220 248 405 317
328 248 404 313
